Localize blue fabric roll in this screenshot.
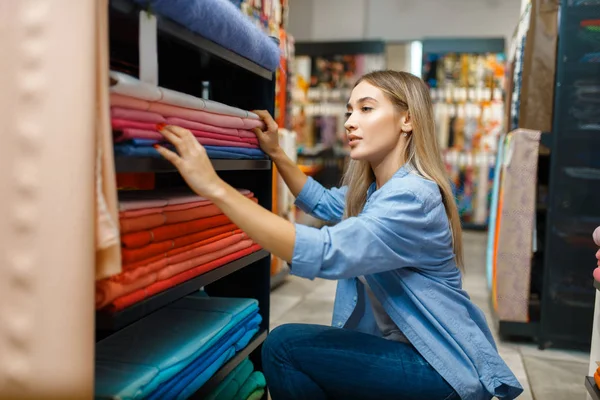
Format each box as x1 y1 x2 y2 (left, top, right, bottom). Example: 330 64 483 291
133 0 281 71
95 295 259 399
114 144 267 160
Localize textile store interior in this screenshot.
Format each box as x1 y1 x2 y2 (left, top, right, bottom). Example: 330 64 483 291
1 0 600 399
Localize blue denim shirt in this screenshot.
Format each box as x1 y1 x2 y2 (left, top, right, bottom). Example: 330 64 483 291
291 165 523 400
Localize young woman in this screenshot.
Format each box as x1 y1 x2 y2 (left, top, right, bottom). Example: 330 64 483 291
155 70 523 400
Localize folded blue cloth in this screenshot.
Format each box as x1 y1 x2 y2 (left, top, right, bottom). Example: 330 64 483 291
114 144 267 160
205 358 254 400
133 0 281 71
149 312 262 400
95 295 259 399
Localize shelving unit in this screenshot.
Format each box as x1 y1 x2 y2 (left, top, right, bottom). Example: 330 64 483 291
491 0 600 351
115 156 272 173
96 250 270 334
585 376 600 400
95 0 277 398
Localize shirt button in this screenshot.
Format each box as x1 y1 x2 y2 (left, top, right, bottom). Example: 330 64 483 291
353 296 357 302
337 322 343 327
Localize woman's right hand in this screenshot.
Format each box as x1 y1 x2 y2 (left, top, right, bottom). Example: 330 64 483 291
252 109 281 157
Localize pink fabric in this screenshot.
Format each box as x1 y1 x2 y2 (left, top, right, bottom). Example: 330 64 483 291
111 119 258 144
110 93 151 110
118 189 252 212
116 129 259 148
166 117 253 138
111 107 166 123
594 267 600 282
148 102 265 130
119 199 213 218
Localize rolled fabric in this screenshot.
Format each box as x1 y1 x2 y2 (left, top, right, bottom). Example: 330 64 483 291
115 128 259 148
111 93 151 111
110 71 162 101
120 199 214 218
121 225 241 265
96 239 255 309
109 71 261 119
166 117 257 139
119 204 224 234
149 102 248 129
111 107 166 123
131 0 281 71
109 244 262 311
112 119 258 144
121 214 232 248
595 371 600 389
593 225 600 246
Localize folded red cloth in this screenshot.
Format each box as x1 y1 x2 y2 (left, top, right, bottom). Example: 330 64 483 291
107 244 262 311
121 214 231 249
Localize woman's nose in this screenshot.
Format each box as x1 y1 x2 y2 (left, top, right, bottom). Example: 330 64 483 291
344 116 357 132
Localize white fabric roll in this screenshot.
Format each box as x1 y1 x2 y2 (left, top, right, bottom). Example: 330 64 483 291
109 71 260 120
109 71 162 101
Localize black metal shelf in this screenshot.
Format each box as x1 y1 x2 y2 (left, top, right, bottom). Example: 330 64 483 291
586 376 600 400
115 156 271 173
96 250 269 333
190 329 268 399
110 0 273 80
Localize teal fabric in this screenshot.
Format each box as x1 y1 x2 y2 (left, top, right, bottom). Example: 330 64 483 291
175 347 237 400
206 358 254 400
234 371 266 400
245 389 265 400
95 294 259 399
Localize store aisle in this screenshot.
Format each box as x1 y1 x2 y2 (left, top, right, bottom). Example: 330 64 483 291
270 231 590 399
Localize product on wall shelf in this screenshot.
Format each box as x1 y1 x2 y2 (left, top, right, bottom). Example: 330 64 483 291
489 0 600 353
95 0 279 399
424 49 506 228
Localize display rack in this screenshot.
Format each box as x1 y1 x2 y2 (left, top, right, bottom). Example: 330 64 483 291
491 0 600 351
585 375 600 400
96 0 277 397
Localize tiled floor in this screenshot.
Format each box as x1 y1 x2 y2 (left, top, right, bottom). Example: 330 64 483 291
269 231 590 399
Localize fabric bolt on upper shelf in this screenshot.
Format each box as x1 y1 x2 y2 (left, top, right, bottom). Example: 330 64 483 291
120 214 232 249
95 294 261 399
109 71 264 120
114 143 267 160
108 244 262 311
112 119 259 143
114 128 259 149
129 0 280 71
120 197 258 234
109 93 264 130
118 188 252 212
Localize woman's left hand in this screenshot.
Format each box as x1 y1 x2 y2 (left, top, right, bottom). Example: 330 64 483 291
154 124 225 199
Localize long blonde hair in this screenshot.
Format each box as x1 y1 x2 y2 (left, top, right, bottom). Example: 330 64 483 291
341 70 464 269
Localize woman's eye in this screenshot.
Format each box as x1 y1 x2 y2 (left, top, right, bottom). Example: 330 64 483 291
344 112 352 119
361 107 372 112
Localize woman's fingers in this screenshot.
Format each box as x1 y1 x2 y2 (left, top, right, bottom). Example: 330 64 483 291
158 125 198 156
252 110 278 133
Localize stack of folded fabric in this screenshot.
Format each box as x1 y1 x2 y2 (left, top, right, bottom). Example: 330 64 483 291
95 189 262 312
95 294 262 400
109 71 267 160
205 357 267 400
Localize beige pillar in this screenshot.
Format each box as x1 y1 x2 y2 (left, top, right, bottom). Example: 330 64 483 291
0 1 96 399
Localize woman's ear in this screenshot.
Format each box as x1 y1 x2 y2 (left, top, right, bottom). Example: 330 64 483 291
400 111 413 134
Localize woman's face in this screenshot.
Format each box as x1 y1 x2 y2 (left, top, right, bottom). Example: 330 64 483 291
344 81 409 163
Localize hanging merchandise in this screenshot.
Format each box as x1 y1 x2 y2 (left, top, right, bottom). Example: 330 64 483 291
427 52 506 228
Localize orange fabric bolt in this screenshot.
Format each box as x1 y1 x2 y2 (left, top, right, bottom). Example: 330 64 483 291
108 244 262 311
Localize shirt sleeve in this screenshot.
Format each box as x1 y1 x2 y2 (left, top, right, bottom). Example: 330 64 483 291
291 189 431 280
294 176 347 223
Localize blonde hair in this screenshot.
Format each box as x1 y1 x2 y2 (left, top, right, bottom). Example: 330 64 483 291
341 70 464 269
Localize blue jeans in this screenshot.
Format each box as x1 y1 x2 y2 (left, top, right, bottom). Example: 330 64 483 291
262 323 459 400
